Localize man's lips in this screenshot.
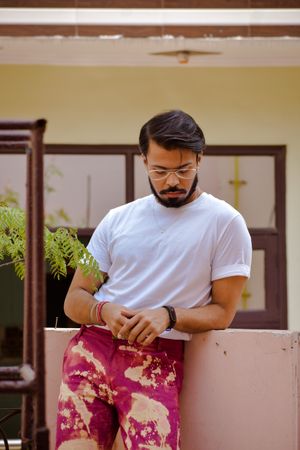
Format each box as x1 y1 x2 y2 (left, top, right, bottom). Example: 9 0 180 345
163 191 185 198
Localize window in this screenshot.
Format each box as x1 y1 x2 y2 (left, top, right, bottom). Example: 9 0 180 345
0 144 287 330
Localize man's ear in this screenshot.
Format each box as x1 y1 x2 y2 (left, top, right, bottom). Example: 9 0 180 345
141 154 147 166
196 153 202 167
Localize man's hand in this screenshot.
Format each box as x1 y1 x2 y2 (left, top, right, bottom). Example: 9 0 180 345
101 303 136 338
117 308 170 345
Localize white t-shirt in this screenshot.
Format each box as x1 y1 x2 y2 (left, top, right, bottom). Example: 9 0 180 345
87 192 252 341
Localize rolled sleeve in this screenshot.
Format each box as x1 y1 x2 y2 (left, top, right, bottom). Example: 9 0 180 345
212 214 252 281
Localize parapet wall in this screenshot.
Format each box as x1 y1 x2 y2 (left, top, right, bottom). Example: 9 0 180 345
46 328 300 450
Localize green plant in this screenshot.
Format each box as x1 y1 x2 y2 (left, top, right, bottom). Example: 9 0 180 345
0 205 102 287
0 187 20 208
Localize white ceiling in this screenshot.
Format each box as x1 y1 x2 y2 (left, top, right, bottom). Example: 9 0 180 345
0 36 299 67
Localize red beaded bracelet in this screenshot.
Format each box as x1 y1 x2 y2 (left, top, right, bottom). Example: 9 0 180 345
96 301 109 325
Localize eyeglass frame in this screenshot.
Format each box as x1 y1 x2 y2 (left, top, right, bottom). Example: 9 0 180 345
141 152 201 181
147 167 198 181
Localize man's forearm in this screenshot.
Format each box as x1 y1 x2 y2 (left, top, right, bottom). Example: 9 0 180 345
174 303 234 333
64 288 97 325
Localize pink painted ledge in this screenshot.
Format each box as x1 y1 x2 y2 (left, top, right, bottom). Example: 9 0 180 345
45 328 300 450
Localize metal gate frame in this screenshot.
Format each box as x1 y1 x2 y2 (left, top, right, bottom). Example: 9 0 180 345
0 120 49 450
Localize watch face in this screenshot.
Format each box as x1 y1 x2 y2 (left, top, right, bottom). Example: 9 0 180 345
169 307 176 322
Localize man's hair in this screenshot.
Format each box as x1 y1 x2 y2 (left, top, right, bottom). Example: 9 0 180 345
139 109 206 156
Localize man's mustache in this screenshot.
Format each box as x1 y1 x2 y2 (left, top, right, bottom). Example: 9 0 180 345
159 188 187 195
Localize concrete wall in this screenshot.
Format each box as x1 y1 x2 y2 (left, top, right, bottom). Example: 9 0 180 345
0 66 299 328
46 328 300 450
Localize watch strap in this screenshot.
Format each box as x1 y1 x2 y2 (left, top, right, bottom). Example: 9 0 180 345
162 305 177 331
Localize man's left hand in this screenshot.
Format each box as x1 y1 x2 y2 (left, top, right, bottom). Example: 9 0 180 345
117 307 170 345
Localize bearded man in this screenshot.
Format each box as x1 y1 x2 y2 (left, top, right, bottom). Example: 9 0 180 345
56 110 252 450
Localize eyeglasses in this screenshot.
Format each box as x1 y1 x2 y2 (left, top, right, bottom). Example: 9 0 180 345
148 168 198 181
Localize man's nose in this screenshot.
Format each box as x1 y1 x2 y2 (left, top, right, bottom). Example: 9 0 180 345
166 172 180 187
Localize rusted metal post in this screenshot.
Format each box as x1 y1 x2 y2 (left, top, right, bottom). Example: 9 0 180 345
0 119 49 450
30 120 49 450
21 145 34 450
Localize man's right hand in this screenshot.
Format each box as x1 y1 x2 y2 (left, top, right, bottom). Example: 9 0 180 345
63 267 137 334
101 303 136 338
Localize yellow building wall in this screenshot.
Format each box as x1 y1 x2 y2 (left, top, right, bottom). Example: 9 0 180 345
0 65 299 329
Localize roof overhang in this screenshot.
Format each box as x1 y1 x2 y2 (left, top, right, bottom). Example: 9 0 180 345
1 7 299 66
1 8 300 26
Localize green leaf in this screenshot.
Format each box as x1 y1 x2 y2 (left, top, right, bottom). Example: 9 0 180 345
0 206 101 282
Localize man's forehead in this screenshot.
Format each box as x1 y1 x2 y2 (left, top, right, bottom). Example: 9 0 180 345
147 140 195 167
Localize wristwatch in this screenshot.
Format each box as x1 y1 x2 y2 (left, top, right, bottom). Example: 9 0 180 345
162 305 177 331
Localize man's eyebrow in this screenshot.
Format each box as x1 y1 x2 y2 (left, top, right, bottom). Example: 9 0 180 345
151 163 193 169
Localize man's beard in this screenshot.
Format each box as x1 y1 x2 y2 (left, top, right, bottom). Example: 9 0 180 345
149 174 199 208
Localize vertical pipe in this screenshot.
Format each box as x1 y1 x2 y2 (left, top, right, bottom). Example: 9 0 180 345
31 121 49 450
21 146 34 449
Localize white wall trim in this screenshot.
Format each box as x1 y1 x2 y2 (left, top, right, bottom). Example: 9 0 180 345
0 8 300 26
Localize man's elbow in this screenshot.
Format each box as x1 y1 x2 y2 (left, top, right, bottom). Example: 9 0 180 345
215 308 236 330
63 292 74 321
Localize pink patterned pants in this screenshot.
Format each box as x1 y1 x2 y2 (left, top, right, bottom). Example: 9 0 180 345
55 325 185 450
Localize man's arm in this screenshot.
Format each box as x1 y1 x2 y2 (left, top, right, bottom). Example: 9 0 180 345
63 267 106 324
174 275 247 333
64 267 136 337
118 275 247 345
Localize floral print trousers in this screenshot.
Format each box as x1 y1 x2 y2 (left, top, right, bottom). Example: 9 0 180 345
55 325 185 450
